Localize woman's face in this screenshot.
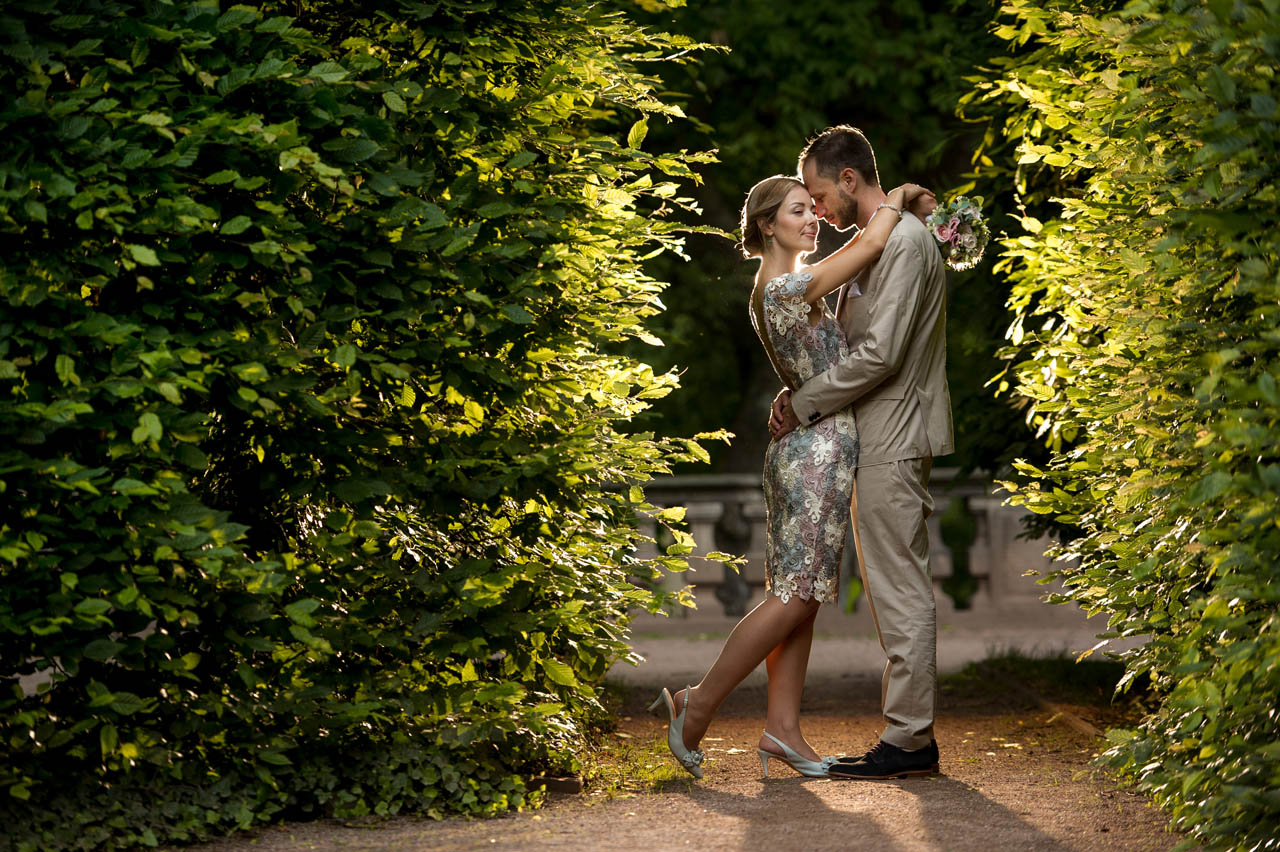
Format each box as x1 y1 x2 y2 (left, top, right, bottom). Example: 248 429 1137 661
767 184 819 256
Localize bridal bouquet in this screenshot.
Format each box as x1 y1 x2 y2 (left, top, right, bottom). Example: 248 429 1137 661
926 195 989 271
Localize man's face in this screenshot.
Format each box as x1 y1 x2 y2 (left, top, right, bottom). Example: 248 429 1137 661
801 161 858 231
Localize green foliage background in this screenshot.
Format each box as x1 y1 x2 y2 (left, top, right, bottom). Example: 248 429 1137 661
0 1 720 848
965 0 1280 847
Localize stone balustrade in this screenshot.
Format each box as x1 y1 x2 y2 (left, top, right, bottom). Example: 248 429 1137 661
632 469 1063 618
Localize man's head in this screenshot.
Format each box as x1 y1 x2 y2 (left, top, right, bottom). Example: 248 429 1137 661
798 125 882 231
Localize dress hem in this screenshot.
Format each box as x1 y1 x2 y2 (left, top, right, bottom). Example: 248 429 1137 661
765 587 839 606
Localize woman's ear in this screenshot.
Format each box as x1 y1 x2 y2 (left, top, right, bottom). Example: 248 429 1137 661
759 217 774 237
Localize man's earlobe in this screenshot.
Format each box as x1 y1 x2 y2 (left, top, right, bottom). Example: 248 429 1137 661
841 168 859 192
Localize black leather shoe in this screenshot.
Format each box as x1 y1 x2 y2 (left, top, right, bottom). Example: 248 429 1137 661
835 738 937 766
828 739 940 780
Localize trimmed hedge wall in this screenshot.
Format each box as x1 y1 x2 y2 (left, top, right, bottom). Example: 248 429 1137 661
966 0 1280 847
0 2 716 848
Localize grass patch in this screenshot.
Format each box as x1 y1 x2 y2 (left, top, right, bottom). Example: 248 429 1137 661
580 734 695 801
579 681 694 801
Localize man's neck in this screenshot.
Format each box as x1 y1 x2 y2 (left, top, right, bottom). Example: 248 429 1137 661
856 188 890 231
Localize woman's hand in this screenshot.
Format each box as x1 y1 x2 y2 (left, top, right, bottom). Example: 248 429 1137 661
802 181 936 302
908 193 937 223
892 183 937 223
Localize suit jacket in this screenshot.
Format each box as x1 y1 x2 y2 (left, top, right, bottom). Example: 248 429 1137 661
790 213 954 466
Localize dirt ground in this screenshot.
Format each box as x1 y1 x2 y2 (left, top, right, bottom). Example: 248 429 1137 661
189 664 1186 852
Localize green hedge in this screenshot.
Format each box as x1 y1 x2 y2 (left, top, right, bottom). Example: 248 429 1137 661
0 1 718 848
966 0 1280 847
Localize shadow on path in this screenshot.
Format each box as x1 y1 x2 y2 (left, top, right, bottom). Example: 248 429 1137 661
670 777 892 850
902 776 1076 852
664 771 1078 852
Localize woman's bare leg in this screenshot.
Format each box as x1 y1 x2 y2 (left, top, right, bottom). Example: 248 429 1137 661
760 607 821 761
672 594 821 750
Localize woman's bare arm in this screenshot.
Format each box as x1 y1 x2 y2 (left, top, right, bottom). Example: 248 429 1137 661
799 184 932 305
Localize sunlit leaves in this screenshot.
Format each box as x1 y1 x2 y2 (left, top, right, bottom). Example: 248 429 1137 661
0 0 717 848
973 1 1280 848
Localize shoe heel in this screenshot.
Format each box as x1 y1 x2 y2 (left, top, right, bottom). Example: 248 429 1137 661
759 732 830 778
647 688 670 717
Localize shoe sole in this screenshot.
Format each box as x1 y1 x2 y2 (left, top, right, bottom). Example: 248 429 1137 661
828 763 940 781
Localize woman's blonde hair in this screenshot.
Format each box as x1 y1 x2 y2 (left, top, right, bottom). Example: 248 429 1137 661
739 175 806 259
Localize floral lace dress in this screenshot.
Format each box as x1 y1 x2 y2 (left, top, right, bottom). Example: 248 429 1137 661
750 270 859 604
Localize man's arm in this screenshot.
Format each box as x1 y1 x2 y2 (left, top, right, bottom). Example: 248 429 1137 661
788 235 928 428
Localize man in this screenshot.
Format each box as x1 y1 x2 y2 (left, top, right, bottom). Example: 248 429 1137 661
770 125 954 779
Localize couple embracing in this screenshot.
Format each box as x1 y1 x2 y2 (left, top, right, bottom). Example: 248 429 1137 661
651 125 954 781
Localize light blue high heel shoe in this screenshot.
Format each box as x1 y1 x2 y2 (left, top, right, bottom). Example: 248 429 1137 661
757 731 836 778
647 686 704 779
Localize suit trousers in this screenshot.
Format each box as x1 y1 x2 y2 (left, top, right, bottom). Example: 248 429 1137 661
850 456 937 751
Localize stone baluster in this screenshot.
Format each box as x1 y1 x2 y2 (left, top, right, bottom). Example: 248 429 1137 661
632 513 659 562
971 496 1055 601
657 501 721 617
713 500 753 616
965 494 1001 608
740 500 769 589
684 501 724 572
634 469 1061 619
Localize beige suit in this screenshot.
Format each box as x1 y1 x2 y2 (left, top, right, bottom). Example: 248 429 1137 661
791 212 953 751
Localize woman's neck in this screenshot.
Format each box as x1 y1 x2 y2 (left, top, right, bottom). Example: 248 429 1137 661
755 249 801 287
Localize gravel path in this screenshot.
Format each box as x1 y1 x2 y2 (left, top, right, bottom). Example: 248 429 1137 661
191 626 1186 852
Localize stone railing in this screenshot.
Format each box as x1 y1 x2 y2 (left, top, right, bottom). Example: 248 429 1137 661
632 469 1061 617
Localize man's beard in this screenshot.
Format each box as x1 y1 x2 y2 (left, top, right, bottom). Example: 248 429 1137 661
834 189 858 231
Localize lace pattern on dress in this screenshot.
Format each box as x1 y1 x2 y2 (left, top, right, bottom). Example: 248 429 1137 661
765 270 814 340
754 268 858 605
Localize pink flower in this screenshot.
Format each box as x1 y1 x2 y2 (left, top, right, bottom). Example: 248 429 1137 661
935 221 956 242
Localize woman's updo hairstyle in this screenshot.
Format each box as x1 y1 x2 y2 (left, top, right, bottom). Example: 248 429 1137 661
739 175 806 259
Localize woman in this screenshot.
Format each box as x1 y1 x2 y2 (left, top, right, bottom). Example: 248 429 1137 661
651 175 933 778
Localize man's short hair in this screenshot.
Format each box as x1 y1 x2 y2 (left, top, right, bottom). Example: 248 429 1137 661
799 125 880 187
